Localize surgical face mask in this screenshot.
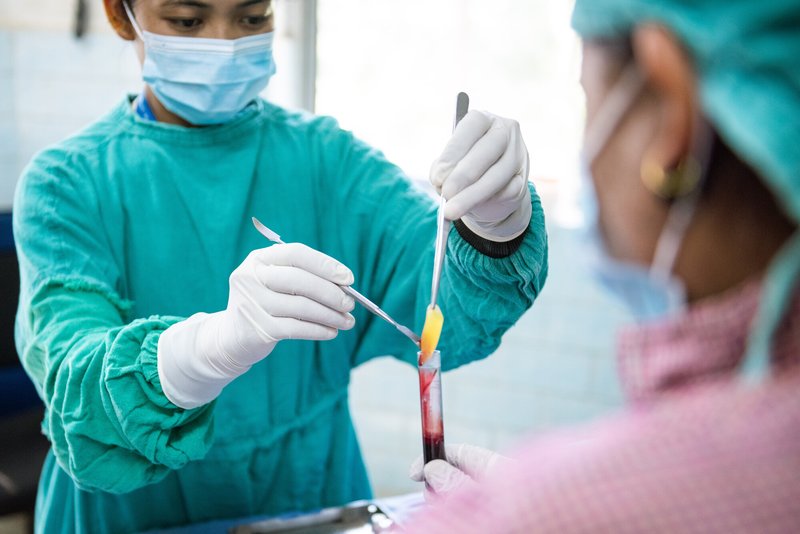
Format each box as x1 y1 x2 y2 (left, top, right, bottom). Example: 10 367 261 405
123 1 276 125
579 66 701 322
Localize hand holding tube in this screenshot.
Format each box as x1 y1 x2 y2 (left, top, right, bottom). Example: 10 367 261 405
409 443 511 500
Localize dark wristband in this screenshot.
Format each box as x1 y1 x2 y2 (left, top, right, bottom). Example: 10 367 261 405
453 219 527 259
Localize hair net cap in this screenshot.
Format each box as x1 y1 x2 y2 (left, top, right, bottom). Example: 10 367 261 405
572 0 800 381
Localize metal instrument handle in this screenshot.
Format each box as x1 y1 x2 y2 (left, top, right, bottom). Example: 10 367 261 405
252 217 420 345
429 92 469 309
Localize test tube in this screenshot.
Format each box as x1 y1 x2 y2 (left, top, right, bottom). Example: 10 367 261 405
418 350 446 463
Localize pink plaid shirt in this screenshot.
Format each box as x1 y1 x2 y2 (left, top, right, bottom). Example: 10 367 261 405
405 281 800 533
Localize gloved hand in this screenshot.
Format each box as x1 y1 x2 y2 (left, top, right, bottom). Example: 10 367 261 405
157 243 356 409
409 443 511 500
430 110 532 242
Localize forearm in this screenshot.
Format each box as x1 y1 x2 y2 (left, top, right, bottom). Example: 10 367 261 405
20 283 214 493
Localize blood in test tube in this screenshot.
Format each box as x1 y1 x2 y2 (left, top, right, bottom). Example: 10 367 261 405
422 434 445 463
418 350 446 464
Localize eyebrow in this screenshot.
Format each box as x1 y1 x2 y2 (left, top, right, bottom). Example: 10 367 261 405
161 0 269 9
162 0 211 8
237 0 268 7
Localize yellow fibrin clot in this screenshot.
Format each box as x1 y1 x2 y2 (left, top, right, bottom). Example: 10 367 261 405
419 305 444 365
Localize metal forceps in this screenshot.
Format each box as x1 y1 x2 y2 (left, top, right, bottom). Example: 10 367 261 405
251 217 421 346
430 92 470 308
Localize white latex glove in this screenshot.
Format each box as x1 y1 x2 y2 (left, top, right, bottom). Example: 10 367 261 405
409 443 511 500
157 243 356 409
430 110 532 242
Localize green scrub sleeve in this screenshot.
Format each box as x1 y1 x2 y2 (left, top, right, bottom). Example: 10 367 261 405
13 149 214 494
318 119 548 369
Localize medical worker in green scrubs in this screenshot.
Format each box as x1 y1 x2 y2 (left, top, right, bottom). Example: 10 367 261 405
13 0 547 531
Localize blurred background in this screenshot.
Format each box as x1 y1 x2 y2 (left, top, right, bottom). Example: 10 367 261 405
0 0 632 530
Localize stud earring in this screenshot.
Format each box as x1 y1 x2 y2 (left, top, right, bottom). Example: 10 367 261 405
641 156 702 199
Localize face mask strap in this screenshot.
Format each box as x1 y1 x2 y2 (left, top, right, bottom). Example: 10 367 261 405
122 1 146 42
579 64 644 258
649 192 698 283
583 66 645 165
649 122 714 283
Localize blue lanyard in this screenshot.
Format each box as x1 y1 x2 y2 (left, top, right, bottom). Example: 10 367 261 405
135 92 158 122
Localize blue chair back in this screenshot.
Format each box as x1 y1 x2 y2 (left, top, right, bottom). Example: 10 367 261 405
0 212 40 416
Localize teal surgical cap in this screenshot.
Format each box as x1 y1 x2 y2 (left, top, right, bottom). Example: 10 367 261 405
572 0 800 382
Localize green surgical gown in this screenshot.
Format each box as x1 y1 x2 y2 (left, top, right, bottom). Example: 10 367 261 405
13 97 548 533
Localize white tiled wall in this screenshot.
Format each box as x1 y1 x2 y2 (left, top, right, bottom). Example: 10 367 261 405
0 0 141 209
0 0 631 504
0 29 19 208
8 31 141 195
0 0 306 209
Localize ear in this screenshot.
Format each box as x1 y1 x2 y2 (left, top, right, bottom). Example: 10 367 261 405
103 0 137 41
633 25 699 172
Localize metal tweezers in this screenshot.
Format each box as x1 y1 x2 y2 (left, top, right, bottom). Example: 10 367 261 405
430 92 470 308
251 217 421 346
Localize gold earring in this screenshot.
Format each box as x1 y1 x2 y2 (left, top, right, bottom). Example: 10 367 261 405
640 156 702 200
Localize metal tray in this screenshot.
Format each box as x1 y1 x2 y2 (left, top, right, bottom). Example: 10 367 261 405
229 501 395 534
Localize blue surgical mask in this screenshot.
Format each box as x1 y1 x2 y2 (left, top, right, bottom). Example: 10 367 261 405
578 67 697 322
123 1 276 125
